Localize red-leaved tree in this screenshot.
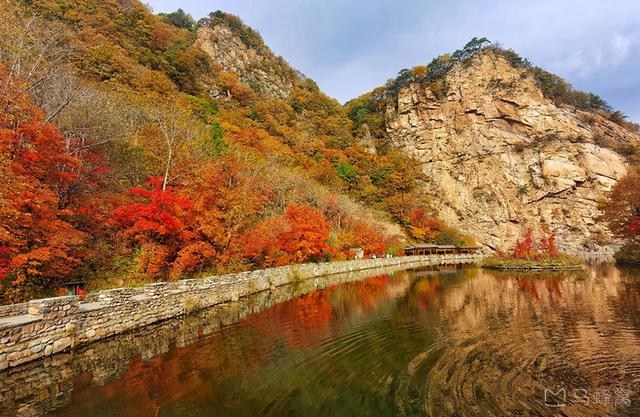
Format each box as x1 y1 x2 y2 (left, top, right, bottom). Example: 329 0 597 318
242 205 333 267
0 70 86 300
512 226 560 259
513 229 535 258
539 225 559 257
113 177 215 279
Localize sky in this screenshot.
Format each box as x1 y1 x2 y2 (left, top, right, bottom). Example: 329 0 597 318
146 0 640 121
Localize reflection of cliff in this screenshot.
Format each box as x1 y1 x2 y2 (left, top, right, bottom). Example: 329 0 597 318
396 265 640 416
398 267 478 317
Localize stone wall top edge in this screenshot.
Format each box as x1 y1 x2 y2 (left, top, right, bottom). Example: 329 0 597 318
0 254 483 316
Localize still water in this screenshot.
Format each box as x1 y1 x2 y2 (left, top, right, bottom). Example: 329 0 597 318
2 263 640 417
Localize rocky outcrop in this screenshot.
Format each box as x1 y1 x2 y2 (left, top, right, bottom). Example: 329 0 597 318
385 51 640 253
194 23 299 98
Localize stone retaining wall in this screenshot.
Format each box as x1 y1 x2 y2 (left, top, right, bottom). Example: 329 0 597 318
0 254 482 370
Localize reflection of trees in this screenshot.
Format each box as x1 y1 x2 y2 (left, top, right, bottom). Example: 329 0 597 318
3 268 418 417
58 272 426 417
245 274 408 351
55 327 269 417
246 289 335 350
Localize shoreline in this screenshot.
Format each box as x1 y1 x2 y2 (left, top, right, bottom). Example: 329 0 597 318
482 264 584 271
0 254 483 370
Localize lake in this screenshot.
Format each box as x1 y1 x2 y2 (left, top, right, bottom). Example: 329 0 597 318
1 262 640 416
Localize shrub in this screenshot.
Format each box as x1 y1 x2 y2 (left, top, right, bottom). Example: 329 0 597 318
511 227 560 259
336 162 357 182
159 9 196 31
614 244 640 265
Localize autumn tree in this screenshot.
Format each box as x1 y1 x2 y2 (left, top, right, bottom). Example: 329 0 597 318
407 209 444 241
113 177 216 279
511 227 560 259
539 224 559 257
601 169 640 242
185 156 265 266
242 205 333 267
338 220 387 257
601 169 640 264
138 98 207 190
0 70 85 301
513 230 535 258
279 205 334 263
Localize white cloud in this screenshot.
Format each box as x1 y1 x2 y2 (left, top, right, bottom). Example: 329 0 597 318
554 32 636 79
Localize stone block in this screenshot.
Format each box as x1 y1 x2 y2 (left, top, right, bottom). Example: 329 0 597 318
52 337 72 354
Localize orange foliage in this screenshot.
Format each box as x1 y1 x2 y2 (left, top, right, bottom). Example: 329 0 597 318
186 156 266 263
217 71 256 104
600 169 640 242
339 220 387 257
242 205 333 267
231 127 293 158
0 71 85 296
408 208 445 241
149 24 173 50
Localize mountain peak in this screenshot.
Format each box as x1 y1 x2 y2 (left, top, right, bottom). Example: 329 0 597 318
194 11 301 98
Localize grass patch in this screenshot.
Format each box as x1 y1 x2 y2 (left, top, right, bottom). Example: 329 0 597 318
288 270 305 283
482 255 583 270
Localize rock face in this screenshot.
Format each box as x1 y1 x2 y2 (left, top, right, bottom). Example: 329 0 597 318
385 51 639 253
194 23 299 98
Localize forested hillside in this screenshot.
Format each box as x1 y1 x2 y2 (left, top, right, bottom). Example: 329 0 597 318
0 0 472 303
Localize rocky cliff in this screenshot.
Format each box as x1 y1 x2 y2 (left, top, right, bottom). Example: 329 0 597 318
384 50 639 253
194 12 301 98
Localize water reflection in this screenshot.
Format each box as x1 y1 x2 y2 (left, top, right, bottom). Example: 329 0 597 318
1 264 639 417
399 267 640 416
